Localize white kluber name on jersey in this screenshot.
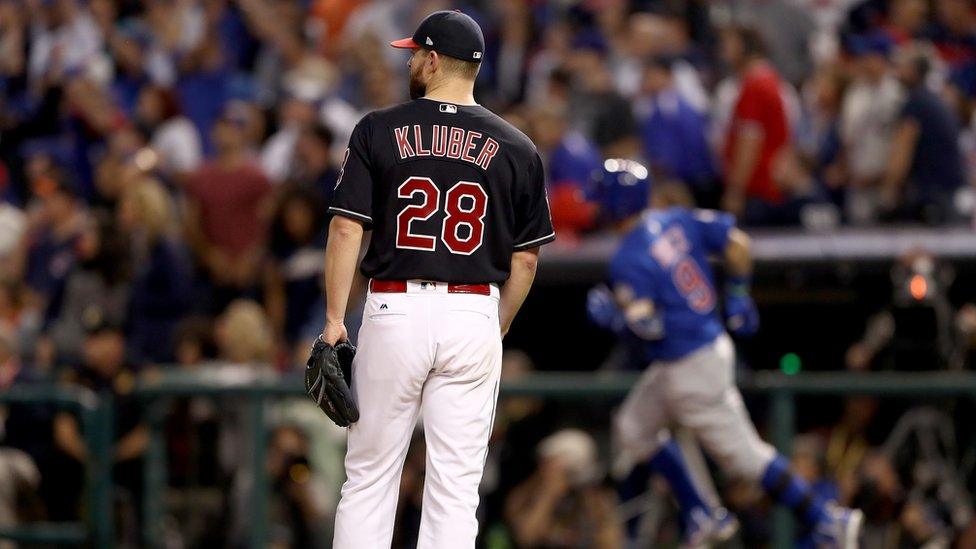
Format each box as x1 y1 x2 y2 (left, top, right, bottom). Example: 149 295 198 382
393 125 500 171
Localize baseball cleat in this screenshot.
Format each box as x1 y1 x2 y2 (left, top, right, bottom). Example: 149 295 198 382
813 505 863 549
682 506 740 548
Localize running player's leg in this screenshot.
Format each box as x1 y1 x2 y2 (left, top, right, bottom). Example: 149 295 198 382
669 334 858 539
613 367 717 526
333 294 431 548
417 294 502 549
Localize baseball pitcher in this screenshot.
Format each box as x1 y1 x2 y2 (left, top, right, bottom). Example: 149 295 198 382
308 10 555 548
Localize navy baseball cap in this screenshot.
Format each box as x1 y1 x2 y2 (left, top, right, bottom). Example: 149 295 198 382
390 10 485 63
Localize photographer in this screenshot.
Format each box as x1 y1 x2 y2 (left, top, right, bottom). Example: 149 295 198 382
230 424 329 549
504 429 622 549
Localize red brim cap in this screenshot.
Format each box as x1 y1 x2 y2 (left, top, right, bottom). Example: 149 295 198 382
390 37 420 49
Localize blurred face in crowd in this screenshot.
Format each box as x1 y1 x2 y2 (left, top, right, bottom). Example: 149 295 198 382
642 63 672 95
215 300 272 363
891 0 930 34
88 0 115 31
296 130 330 172
84 330 126 379
567 48 614 92
719 29 746 72
627 14 669 58
937 0 975 33
112 33 145 76
279 97 317 129
282 196 316 242
136 87 164 127
40 189 75 226
116 190 139 232
268 425 309 478
529 109 566 151
212 118 247 155
362 64 397 108
75 222 102 261
41 0 74 28
893 47 928 87
858 52 889 82
811 67 844 114
108 127 144 160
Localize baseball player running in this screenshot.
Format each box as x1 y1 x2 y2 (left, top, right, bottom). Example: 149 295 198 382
587 161 863 548
310 10 555 548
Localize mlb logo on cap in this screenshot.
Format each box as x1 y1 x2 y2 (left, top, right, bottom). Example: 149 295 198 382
390 10 486 63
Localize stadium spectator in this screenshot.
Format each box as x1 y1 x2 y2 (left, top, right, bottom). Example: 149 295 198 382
616 12 709 112
261 96 321 184
165 316 220 490
289 124 340 202
635 55 718 207
882 42 967 223
0 281 38 369
839 33 904 224
932 0 976 69
54 319 146 526
265 185 328 347
63 75 129 198
172 316 217 368
118 178 193 364
48 215 130 366
22 169 88 323
107 19 164 115
882 0 931 44
566 32 640 159
0 204 26 281
214 299 273 365
529 102 600 239
848 450 957 547
505 429 622 549
230 424 330 548
93 125 148 210
133 86 203 182
27 0 103 92
719 26 794 224
730 0 817 87
0 327 19 391
0 447 41 546
482 351 558 536
184 101 272 309
797 64 847 199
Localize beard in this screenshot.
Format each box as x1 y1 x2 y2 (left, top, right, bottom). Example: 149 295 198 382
409 70 427 100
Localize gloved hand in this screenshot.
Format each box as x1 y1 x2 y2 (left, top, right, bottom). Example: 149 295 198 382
305 336 359 427
586 285 625 333
725 275 759 337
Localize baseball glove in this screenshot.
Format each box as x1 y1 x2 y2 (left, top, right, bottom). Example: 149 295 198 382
305 336 359 427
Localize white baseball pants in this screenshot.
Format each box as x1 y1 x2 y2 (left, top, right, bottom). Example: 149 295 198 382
614 333 776 481
333 281 503 548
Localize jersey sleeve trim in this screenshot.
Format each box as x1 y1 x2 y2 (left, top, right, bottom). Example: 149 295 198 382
513 231 556 251
328 207 373 224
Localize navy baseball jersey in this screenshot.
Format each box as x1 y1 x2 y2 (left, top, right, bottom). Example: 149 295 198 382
328 99 555 284
608 207 734 362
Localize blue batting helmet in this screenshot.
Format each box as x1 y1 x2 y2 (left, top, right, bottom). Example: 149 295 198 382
587 159 651 224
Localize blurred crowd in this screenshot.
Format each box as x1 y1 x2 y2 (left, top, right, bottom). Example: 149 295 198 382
1 0 976 546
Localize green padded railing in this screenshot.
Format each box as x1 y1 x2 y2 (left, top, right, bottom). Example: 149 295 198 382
7 370 976 548
0 384 114 547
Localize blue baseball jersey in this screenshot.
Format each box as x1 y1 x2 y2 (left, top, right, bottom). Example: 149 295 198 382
608 207 734 363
